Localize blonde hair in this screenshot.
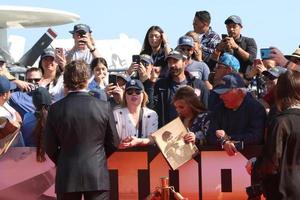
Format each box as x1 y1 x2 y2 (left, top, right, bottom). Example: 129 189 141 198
122 91 149 107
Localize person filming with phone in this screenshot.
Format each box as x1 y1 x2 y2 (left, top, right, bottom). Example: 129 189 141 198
215 15 257 76
65 24 101 64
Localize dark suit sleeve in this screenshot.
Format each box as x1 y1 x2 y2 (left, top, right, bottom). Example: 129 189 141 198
104 103 120 157
44 106 60 164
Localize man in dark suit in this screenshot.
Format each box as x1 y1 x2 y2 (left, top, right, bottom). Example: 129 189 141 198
45 60 119 200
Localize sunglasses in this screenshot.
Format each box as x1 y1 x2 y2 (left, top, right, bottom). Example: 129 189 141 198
27 78 41 83
180 47 193 52
126 89 142 95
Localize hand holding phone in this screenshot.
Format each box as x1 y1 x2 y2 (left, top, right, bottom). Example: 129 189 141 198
221 34 228 40
55 48 64 58
108 74 117 86
132 55 140 64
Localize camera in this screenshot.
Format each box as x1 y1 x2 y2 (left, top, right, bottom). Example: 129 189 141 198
246 184 263 200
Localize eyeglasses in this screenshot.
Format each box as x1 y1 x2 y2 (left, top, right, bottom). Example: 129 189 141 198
27 78 41 83
126 89 142 95
0 61 5 66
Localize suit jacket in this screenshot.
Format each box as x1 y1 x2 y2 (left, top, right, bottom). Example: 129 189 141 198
45 92 120 193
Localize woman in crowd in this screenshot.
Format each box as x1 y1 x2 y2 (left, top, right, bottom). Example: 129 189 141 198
21 87 51 162
246 70 300 199
38 48 65 102
140 26 171 78
113 79 158 148
185 31 203 62
88 57 108 101
172 86 210 146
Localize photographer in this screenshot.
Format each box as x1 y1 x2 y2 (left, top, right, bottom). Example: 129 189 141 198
246 70 300 200
66 24 101 64
212 15 257 75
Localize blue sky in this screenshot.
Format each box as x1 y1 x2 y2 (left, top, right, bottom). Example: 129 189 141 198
1 0 299 56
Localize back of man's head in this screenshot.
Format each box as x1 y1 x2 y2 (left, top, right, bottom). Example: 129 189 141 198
64 60 89 91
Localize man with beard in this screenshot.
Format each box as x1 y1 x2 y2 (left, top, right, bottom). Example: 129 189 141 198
150 50 209 127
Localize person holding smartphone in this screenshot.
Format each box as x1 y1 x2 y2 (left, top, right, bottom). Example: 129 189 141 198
88 57 108 101
65 24 101 65
214 15 257 75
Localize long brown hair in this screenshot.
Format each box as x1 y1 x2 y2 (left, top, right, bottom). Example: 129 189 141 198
33 106 49 162
275 70 300 112
172 86 206 119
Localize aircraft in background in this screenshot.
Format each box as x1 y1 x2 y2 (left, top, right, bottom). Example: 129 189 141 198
0 5 142 76
0 5 79 77
51 33 141 72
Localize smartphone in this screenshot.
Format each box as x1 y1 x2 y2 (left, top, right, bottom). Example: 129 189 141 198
108 74 117 85
221 34 228 40
132 55 140 64
55 47 64 58
253 59 261 66
234 141 244 151
260 48 271 60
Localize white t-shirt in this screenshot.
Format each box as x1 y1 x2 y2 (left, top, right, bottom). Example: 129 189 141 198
66 48 94 65
113 107 158 140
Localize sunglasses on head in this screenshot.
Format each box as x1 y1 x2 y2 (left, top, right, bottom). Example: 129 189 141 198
27 78 41 83
126 89 142 95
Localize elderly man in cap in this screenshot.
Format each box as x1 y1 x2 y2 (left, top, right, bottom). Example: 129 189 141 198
193 10 221 63
176 35 212 89
207 73 266 156
148 50 209 127
65 23 101 64
208 53 240 110
216 15 257 75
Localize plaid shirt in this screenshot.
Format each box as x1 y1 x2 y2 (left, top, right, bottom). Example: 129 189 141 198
200 27 221 62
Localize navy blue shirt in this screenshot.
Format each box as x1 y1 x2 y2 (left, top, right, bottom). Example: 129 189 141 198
207 93 266 145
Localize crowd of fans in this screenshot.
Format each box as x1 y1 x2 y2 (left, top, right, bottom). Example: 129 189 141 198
1 10 300 199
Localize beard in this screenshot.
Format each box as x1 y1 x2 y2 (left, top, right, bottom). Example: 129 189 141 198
170 67 184 77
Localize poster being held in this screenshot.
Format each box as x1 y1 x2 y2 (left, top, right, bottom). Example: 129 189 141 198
151 117 199 170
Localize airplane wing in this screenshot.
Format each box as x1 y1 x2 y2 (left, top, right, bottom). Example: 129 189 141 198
18 28 57 67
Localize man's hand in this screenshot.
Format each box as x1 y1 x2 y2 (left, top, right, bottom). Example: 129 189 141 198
223 141 238 156
270 47 289 67
224 37 239 50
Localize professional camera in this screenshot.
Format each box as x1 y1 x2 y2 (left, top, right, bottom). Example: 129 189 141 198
246 183 264 200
